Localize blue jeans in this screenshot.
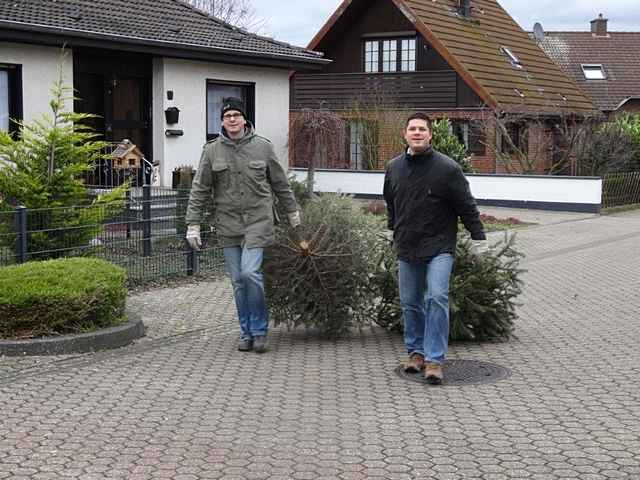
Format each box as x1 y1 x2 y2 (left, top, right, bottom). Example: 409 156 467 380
398 253 454 364
223 246 269 340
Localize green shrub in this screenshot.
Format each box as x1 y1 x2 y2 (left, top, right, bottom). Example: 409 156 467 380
264 193 380 336
0 257 127 339
0 58 127 260
431 118 474 173
370 233 524 342
618 113 640 171
265 194 522 341
264 192 523 341
287 173 313 208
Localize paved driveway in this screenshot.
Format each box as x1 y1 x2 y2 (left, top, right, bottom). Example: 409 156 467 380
1 209 639 479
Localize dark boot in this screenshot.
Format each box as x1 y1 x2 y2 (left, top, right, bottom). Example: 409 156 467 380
404 353 425 373
253 335 268 353
238 338 253 352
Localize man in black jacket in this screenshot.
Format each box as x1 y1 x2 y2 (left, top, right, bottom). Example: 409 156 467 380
383 112 486 384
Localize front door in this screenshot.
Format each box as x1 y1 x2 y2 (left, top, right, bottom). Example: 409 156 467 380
74 50 152 186
106 76 149 153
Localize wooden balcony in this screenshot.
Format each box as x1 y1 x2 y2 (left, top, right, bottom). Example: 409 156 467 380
290 70 458 110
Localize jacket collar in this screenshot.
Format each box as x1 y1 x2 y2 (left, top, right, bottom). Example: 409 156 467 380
405 145 433 162
220 121 255 145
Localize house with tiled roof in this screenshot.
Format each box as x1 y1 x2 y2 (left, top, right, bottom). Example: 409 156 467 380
290 0 598 174
536 14 640 118
0 0 328 186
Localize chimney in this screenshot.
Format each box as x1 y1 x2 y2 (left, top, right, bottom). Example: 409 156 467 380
591 13 608 37
458 0 471 18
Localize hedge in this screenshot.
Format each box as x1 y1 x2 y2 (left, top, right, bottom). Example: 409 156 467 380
0 257 127 339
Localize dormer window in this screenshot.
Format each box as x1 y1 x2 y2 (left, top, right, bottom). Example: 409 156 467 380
581 64 606 80
500 46 522 69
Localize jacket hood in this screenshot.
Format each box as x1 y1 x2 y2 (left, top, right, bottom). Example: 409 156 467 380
220 121 256 145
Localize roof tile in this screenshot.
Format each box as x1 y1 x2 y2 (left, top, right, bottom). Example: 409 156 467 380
402 0 597 114
0 0 325 64
537 31 640 112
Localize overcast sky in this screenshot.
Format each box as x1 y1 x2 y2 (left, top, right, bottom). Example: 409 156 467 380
252 0 640 48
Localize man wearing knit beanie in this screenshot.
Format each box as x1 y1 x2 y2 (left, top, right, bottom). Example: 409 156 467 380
185 97 302 353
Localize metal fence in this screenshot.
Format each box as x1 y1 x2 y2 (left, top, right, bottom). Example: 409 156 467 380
602 172 640 209
0 186 223 284
83 143 156 189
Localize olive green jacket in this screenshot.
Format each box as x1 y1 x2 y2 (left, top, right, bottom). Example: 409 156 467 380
185 125 298 248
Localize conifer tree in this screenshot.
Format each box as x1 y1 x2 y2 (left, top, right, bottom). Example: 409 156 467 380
0 62 127 260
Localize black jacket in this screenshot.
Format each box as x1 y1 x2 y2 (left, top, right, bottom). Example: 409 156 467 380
383 147 485 263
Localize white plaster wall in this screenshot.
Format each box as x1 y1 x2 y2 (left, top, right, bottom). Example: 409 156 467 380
0 43 73 122
152 57 165 184
153 58 290 186
291 169 603 209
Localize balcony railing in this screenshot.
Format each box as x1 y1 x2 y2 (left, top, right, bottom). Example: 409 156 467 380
291 70 458 110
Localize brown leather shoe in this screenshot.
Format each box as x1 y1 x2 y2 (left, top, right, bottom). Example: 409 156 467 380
424 362 443 385
404 353 425 373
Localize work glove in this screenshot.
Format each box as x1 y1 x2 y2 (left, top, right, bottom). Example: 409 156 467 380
186 224 202 251
288 210 301 229
286 211 310 254
469 239 489 257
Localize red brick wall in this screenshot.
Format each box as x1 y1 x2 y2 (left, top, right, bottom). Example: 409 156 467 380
289 110 561 174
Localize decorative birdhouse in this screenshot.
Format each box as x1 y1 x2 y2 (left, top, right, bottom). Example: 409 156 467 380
112 139 144 170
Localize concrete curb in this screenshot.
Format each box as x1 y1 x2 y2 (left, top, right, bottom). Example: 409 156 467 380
0 312 145 356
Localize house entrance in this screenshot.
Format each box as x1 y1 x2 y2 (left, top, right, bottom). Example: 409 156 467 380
73 50 152 187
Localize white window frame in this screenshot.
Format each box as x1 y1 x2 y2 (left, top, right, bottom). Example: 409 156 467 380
347 119 378 170
0 69 9 132
364 37 417 73
364 41 379 73
400 38 416 72
0 64 21 134
382 40 398 72
581 64 606 80
500 46 522 69
349 120 363 168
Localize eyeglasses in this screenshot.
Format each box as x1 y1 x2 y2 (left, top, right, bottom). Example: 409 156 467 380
222 113 244 120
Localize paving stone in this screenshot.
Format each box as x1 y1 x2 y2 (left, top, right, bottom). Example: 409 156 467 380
1 209 640 479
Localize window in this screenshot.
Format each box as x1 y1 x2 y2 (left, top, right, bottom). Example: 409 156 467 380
500 123 527 154
452 120 486 155
364 41 379 73
0 64 22 134
581 64 606 80
206 80 255 141
346 120 378 170
363 38 416 73
500 46 522 69
400 39 416 72
382 40 397 72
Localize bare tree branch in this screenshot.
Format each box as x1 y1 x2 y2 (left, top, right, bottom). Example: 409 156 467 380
183 0 268 33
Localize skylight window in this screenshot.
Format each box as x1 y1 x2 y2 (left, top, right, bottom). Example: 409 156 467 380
581 64 606 80
500 46 522 68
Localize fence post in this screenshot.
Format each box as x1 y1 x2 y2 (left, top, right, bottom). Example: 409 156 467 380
186 247 199 276
125 188 132 240
142 185 152 257
15 206 28 264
